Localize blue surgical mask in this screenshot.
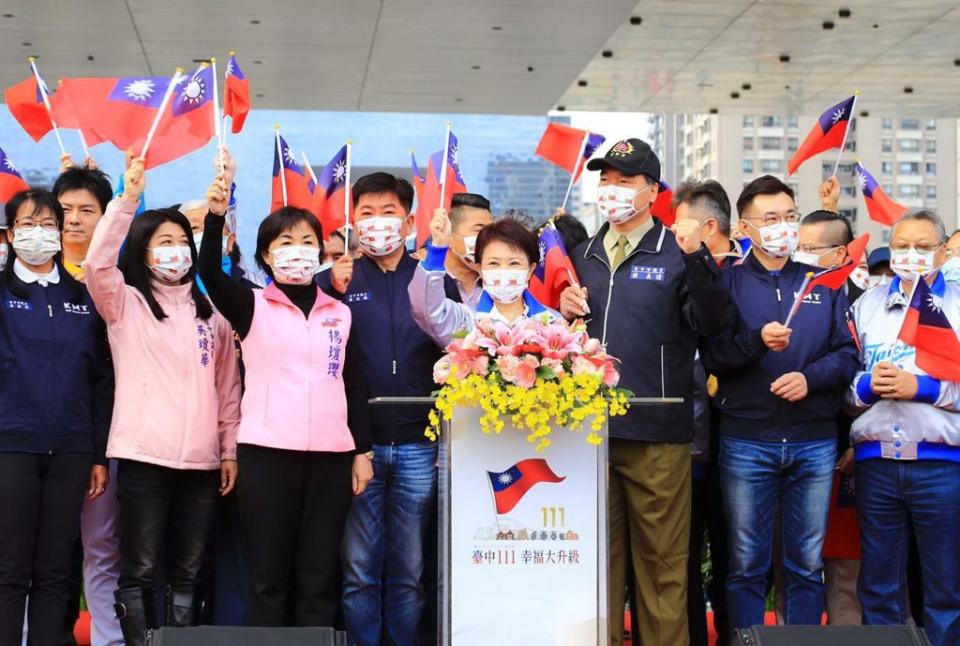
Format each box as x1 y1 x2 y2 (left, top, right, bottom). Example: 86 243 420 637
942 257 960 284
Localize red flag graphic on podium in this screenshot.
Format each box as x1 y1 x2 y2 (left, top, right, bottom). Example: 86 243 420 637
487 459 565 514
787 95 856 176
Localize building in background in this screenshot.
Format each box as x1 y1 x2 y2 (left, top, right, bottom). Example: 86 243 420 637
650 113 958 245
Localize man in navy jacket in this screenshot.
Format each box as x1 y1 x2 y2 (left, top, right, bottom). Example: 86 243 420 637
702 175 859 633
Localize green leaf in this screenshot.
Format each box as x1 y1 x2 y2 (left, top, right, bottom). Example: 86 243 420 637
536 366 557 380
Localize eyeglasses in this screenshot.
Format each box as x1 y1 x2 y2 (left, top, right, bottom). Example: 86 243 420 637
889 243 942 254
748 211 802 227
14 218 59 230
945 247 960 259
796 244 838 254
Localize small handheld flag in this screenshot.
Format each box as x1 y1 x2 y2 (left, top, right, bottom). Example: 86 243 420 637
312 144 350 239
0 147 30 204
411 150 434 248
487 458 565 514
898 277 960 382
651 180 675 227
535 122 605 181
787 94 857 176
855 162 907 226
529 221 578 310
270 130 314 214
223 52 250 134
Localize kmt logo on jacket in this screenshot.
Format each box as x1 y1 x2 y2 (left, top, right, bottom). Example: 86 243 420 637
321 317 342 328
795 291 822 305
63 302 91 315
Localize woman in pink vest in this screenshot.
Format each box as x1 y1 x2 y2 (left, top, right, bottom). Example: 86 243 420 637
84 159 242 645
198 174 372 628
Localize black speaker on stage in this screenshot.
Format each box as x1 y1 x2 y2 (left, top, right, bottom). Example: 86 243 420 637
147 626 347 645
734 625 930 646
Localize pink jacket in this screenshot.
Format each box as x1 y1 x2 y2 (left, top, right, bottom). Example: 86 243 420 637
238 283 356 452
84 197 241 470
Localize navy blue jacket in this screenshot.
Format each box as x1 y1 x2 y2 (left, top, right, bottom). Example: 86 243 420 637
317 253 451 445
0 269 113 463
701 253 859 442
571 220 733 443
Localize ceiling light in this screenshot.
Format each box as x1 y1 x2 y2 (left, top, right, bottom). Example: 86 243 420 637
742 83 752 90
250 19 260 24
578 79 588 87
779 54 790 63
822 20 834 30
859 110 869 117
527 65 534 72
731 92 740 99
903 86 913 94
629 16 642 25
709 108 718 114
839 8 851 18
601 50 613 58
557 105 566 111
492 26 502 31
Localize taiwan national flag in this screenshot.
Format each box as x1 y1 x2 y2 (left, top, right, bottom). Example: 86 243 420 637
270 134 315 215
529 221 577 309
50 79 106 146
801 233 871 297
787 95 856 175
855 162 907 226
0 147 29 204
223 53 250 134
411 151 437 247
313 145 350 238
4 76 53 142
487 459 565 515
439 130 468 200
535 122 606 181
651 180 675 227
416 135 468 234
898 277 960 382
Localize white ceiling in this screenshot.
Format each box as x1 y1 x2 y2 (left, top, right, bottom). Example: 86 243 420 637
556 0 960 117
0 0 637 114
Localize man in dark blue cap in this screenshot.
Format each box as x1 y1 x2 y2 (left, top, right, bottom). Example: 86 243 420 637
560 139 732 646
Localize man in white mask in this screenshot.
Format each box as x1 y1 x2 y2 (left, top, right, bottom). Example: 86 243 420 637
796 210 862 298
558 138 734 646
942 229 960 284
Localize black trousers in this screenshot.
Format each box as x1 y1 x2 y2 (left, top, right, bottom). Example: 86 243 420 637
116 459 219 595
0 452 91 646
236 444 352 628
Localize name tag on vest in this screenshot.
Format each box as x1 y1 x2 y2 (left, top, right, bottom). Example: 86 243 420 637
5 299 33 311
629 266 665 282
345 291 372 304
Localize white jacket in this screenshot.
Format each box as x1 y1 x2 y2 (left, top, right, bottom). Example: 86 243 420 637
846 274 960 461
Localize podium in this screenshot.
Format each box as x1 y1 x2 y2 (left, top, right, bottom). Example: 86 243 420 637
370 397 683 646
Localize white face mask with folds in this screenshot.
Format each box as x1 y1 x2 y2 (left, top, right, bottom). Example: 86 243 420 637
271 245 320 285
596 184 652 224
941 257 960 284
452 234 478 265
482 268 529 304
357 216 405 257
148 245 192 282
748 220 800 258
890 247 938 283
12 226 61 266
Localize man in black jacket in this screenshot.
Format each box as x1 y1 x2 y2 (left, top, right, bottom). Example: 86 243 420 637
560 139 732 646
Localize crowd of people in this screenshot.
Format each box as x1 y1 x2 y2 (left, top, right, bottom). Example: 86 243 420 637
0 133 958 646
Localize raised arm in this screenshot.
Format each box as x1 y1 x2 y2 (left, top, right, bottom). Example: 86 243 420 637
84 158 144 326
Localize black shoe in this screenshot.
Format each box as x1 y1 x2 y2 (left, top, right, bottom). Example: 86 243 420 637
114 587 157 646
164 586 195 628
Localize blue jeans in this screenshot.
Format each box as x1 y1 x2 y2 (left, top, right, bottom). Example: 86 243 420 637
856 459 960 646
719 436 835 630
342 442 438 646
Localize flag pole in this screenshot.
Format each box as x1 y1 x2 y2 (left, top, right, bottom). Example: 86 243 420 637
28 57 66 157
210 57 225 177
831 91 859 178
561 131 590 211
301 151 318 184
438 121 452 210
783 272 814 328
344 139 353 250
274 125 287 207
141 67 184 161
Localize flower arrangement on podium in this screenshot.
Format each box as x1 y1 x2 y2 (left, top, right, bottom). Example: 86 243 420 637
427 317 631 450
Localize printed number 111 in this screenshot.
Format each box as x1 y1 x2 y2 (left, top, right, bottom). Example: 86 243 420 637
541 507 566 528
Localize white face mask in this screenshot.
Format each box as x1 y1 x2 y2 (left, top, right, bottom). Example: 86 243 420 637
941 257 960 285
193 232 229 256
317 261 334 274
482 268 529 304
866 274 891 289
272 245 320 285
357 216 404 257
890 247 938 283
12 226 61 266
453 234 478 265
0 241 8 268
792 247 838 268
850 265 872 290
597 184 651 225
148 245 192 282
749 221 799 259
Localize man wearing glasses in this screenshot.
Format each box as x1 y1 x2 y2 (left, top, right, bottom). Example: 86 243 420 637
701 175 859 635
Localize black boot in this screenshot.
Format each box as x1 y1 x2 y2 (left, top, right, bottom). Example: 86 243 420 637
114 587 156 646
164 586 195 628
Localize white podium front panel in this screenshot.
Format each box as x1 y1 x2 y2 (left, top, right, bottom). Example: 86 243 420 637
440 407 607 646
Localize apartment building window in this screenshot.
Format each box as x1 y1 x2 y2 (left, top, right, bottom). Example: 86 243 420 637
742 116 754 127
743 137 754 151
789 183 800 195
925 139 936 153
761 116 781 127
686 133 693 146
761 159 782 173
900 118 920 130
841 185 856 197
760 137 781 150
899 185 920 198
787 137 798 152
881 117 893 130
787 116 798 128
883 183 894 194
899 139 921 153
926 185 937 199
881 138 893 152
743 159 754 173
925 118 936 130
899 162 920 174
926 162 937 175
881 161 893 174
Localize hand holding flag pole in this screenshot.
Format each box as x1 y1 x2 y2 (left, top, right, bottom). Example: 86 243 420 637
783 272 814 328
561 132 590 211
141 68 185 162
831 90 859 178
438 121 452 210
28 57 67 157
210 57 225 177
